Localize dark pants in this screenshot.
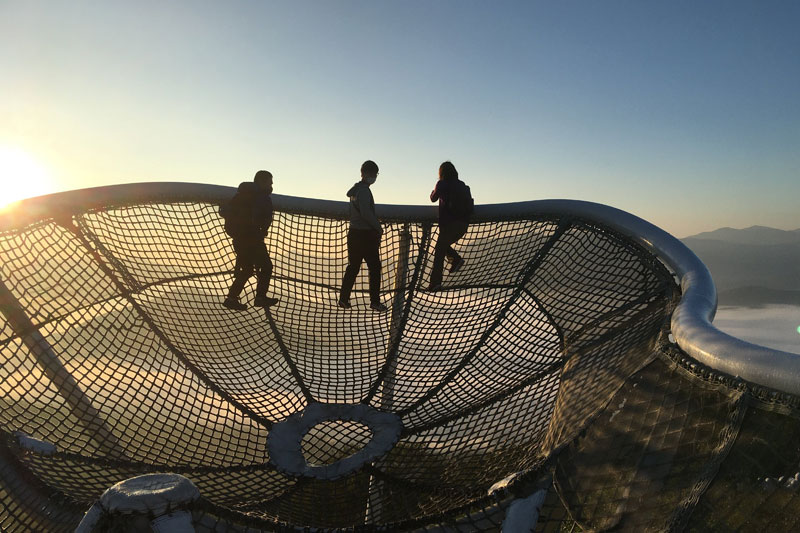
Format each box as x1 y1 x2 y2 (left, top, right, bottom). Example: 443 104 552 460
430 221 468 287
227 238 273 299
340 229 382 305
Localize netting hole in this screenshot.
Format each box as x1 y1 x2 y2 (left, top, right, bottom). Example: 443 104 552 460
301 420 374 466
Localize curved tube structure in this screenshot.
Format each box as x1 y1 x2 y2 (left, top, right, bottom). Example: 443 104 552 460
4 181 796 395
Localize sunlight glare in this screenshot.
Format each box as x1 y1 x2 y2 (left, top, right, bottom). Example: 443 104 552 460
0 146 55 209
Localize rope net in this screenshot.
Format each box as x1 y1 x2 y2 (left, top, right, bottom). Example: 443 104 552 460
1 188 797 531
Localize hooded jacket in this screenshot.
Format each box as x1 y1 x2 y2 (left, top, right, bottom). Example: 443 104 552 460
347 181 381 233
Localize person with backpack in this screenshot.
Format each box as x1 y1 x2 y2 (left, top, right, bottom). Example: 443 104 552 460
219 170 279 310
427 161 473 292
338 160 389 312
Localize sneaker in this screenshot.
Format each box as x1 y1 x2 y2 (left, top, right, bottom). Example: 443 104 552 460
450 257 465 274
338 299 352 309
425 283 442 292
253 296 279 307
223 297 247 311
370 302 389 313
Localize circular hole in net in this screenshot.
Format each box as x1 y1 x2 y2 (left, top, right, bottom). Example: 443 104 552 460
301 420 373 466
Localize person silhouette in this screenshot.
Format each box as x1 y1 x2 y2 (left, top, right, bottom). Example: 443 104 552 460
220 170 279 310
427 161 472 291
338 160 389 312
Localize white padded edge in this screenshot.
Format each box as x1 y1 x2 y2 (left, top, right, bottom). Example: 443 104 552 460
98 473 199 515
501 488 548 533
13 432 57 456
268 402 403 480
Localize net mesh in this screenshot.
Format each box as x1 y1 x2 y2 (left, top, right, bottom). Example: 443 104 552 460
1 189 797 532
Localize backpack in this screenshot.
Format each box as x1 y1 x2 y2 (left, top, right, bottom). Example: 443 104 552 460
446 181 474 219
219 192 254 238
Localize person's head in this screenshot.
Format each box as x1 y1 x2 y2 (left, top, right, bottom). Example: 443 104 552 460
439 161 458 182
254 170 273 194
361 160 379 185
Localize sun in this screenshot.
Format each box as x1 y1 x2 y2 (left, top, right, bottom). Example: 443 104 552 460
0 146 55 209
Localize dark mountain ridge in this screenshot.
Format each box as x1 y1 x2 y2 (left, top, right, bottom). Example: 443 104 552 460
681 226 800 307
685 225 800 245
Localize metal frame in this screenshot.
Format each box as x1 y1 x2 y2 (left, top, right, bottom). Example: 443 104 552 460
3 181 799 395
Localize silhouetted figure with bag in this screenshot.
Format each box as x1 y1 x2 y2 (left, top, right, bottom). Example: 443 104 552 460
219 170 278 310
427 161 473 291
338 160 388 312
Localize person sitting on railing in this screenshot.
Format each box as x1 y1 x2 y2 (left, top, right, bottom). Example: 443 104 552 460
219 170 279 310
338 160 389 312
427 161 473 291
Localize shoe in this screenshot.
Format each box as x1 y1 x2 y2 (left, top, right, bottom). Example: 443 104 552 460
450 257 465 274
338 299 352 309
425 283 442 292
223 297 247 311
253 296 279 307
370 302 389 313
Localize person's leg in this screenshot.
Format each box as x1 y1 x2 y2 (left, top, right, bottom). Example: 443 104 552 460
445 222 468 271
340 230 366 305
227 241 254 299
444 244 461 264
429 231 447 289
225 240 254 309
430 222 468 288
363 231 383 306
253 244 278 307
254 244 273 298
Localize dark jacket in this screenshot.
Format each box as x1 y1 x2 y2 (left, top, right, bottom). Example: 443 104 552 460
223 182 273 241
347 181 381 233
431 178 470 226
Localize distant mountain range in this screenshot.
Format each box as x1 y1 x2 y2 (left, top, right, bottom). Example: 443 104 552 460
680 226 800 307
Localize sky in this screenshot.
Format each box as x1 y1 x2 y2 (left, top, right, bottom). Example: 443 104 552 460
1 0 798 238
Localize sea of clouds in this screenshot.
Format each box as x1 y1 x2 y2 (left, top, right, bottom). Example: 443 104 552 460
713 304 800 355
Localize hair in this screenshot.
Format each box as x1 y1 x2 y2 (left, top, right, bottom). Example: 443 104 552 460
361 160 379 174
253 170 273 185
439 161 458 181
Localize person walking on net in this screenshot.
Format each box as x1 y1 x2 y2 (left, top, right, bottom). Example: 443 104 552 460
338 160 389 312
220 170 279 310
427 161 473 292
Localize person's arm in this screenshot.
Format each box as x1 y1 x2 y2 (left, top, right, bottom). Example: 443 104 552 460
256 196 273 236
359 190 382 233
430 181 441 202
263 197 273 236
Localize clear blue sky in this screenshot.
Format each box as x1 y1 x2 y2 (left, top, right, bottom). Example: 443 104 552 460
1 1 798 237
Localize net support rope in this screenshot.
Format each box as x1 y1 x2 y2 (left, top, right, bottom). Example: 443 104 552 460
0 279 125 458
